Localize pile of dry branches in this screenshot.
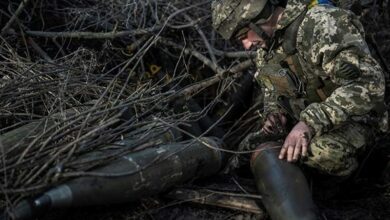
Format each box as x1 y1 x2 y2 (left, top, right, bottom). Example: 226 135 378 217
0 0 260 210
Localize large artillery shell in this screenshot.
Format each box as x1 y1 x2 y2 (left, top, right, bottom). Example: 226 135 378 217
48 137 223 206
8 137 223 220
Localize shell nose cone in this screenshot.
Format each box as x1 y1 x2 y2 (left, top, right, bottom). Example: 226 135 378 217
7 194 52 220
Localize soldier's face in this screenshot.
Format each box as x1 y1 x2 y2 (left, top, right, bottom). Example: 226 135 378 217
241 30 265 50
240 23 274 50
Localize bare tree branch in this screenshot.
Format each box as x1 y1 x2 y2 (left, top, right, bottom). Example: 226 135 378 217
1 0 30 36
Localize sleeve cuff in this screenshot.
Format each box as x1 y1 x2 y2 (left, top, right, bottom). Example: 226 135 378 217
299 105 327 136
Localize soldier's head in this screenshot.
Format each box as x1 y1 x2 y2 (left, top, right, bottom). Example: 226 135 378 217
211 0 287 49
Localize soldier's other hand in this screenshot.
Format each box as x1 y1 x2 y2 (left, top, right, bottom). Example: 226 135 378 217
279 121 313 162
261 113 287 135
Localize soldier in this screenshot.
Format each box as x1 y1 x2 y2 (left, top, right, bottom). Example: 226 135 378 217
212 0 387 219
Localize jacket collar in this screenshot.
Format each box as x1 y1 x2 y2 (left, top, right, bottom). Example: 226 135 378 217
276 0 308 31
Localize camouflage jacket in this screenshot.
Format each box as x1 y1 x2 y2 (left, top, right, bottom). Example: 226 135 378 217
255 0 387 136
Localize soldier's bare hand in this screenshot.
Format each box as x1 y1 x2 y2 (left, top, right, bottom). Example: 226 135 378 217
261 113 287 135
279 121 313 162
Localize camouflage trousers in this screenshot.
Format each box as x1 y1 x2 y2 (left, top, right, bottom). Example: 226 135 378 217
236 121 373 177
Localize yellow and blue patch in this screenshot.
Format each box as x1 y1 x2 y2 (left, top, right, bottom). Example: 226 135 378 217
309 0 334 9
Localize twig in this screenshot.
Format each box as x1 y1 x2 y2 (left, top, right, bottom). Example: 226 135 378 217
213 49 257 58
155 114 267 155
175 59 254 99
1 0 30 35
168 5 217 64
27 37 53 62
157 37 224 75
25 26 161 39
24 117 120 185
203 189 262 200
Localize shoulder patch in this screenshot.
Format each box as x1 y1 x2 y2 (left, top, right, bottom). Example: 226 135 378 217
334 61 361 80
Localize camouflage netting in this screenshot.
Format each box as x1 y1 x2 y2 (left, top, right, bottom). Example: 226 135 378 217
0 0 389 219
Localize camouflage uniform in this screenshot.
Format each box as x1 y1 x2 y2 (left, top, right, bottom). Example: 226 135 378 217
250 0 387 176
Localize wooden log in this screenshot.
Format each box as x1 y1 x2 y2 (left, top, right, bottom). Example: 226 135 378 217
165 188 265 217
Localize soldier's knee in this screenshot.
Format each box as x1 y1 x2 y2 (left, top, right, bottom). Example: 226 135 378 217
304 140 358 177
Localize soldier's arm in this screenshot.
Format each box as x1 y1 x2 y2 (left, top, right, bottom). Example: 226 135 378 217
298 7 385 136
255 70 288 134
262 85 283 115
